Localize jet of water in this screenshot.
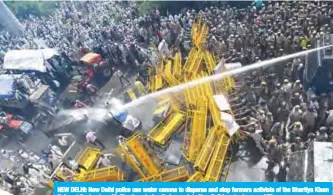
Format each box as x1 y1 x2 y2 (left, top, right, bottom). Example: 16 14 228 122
123 45 333 110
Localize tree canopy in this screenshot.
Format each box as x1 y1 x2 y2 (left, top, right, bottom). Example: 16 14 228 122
5 1 251 19
5 1 57 19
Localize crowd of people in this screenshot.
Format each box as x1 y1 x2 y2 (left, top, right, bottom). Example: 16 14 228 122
205 1 333 181
0 0 333 189
1 1 160 69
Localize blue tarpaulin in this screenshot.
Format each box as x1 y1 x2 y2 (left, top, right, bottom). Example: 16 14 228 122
114 112 127 123
0 75 15 99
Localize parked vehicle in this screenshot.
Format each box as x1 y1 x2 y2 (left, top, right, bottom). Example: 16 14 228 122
3 49 72 91
104 98 141 132
0 112 33 141
70 76 99 101
0 74 56 129
80 53 113 83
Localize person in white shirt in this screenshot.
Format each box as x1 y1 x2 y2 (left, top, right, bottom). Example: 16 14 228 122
60 166 76 181
96 153 115 168
67 157 87 173
48 144 63 157
85 130 106 149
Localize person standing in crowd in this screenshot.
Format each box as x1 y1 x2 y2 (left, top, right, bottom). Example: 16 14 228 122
96 153 116 168
67 157 87 173
112 67 131 87
60 166 76 181
85 130 106 150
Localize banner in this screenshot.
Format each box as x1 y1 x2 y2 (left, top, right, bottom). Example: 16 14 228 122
54 182 332 195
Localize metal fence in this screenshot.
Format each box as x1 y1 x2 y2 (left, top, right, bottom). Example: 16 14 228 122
287 148 314 182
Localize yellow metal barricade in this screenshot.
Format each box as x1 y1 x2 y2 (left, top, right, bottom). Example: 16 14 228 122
204 51 216 73
184 48 197 74
203 75 214 97
194 126 219 172
149 110 185 146
136 166 190 182
163 60 179 86
183 100 208 162
154 75 164 91
220 153 233 181
153 98 172 117
211 76 226 95
184 80 196 109
185 49 204 78
157 61 164 74
192 73 210 99
147 66 155 92
191 22 199 45
192 20 208 48
126 88 137 101
208 97 222 126
187 171 205 182
116 133 164 178
141 19 235 183
77 166 125 182
195 24 208 48
205 133 231 182
77 147 101 170
220 66 235 93
148 77 155 92
173 52 182 79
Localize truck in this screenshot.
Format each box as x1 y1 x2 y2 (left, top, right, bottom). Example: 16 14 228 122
0 112 33 141
304 34 333 94
3 49 70 91
0 74 56 130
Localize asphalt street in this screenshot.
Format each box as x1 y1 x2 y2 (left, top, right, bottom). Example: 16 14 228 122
0 71 138 170
1 66 278 195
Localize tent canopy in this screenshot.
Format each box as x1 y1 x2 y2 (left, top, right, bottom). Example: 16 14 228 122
0 75 15 99
40 48 59 60
3 49 58 72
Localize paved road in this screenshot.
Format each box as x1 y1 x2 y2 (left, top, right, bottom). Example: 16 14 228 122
0 71 138 169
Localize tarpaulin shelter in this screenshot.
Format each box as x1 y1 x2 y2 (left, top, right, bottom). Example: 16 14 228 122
3 49 59 73
0 74 15 99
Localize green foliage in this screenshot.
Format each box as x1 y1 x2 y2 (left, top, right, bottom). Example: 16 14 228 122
137 1 228 16
137 1 158 15
5 1 249 20
137 1 188 15
5 1 57 19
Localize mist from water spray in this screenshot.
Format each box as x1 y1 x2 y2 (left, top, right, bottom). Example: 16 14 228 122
58 45 331 123
123 45 332 110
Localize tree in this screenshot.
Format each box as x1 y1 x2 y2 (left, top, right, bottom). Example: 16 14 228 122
5 1 57 19
137 1 228 16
